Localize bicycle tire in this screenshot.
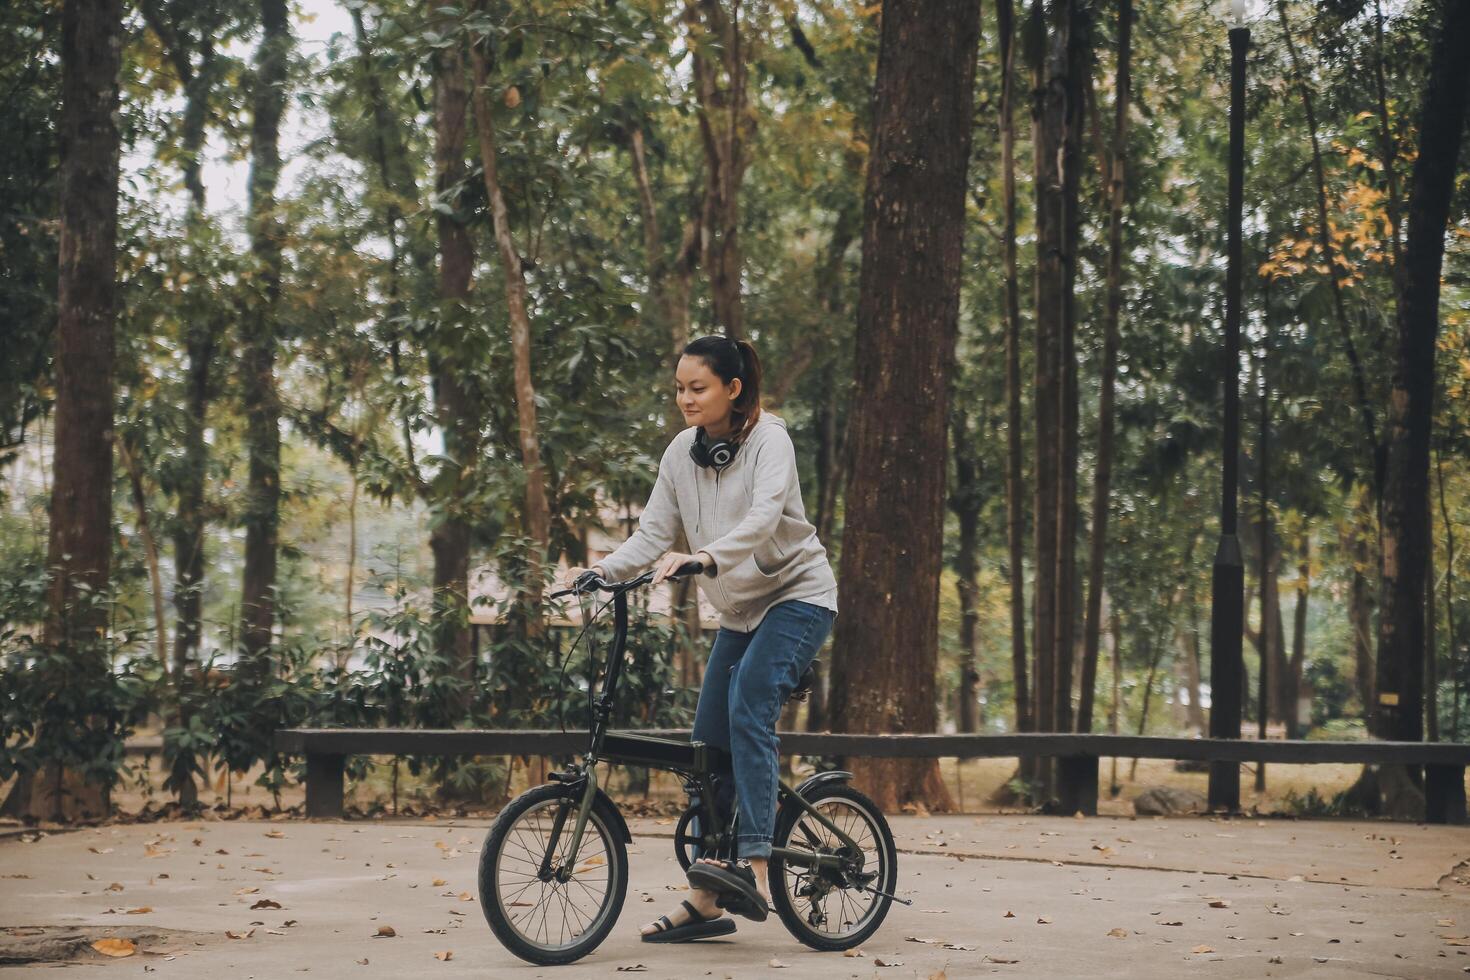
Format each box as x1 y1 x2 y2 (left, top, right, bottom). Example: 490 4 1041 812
769 782 897 951
479 783 629 965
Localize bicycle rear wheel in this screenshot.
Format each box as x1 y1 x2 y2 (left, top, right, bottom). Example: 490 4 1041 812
478 783 628 965
769 782 897 951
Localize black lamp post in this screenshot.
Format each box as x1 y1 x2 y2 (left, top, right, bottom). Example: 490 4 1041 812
1208 0 1249 814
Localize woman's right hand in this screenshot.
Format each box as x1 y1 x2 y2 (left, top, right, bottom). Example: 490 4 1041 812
562 565 604 588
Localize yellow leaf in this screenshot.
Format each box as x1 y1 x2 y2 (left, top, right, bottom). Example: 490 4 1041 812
91 938 137 957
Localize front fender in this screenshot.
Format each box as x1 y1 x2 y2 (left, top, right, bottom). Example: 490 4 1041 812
592 787 633 844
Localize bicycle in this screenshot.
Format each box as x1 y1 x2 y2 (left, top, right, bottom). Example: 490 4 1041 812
477 561 904 965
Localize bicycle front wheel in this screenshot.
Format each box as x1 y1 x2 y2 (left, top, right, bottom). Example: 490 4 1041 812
478 783 629 965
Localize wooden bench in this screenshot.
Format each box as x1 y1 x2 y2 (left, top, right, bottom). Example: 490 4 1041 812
272 729 1469 824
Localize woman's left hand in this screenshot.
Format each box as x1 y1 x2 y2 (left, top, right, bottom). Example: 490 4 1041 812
652 551 712 585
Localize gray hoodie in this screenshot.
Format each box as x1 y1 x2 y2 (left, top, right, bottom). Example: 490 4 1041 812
596 412 838 632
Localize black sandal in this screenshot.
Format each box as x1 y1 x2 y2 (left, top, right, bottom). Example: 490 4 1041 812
686 858 770 923
641 899 737 943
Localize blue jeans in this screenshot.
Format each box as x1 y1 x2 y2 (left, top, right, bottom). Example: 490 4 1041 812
692 600 835 859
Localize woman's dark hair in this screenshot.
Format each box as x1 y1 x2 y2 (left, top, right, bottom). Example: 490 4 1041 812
682 335 762 442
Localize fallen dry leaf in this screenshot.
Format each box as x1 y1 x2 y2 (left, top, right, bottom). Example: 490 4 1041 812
234 887 259 895
264 830 286 839
91 938 137 957
905 936 942 945
929 970 948 980
1036 917 1052 925
251 899 282 910
1161 921 1183 927
615 965 648 973
375 926 397 938
432 878 447 887
1207 900 1230 909
942 943 976 951
843 948 865 958
1107 928 1128 938
1003 910 1015 918
457 892 474 902
226 929 255 940
984 955 1020 964
1191 945 1215 954
873 957 904 967
124 907 153 915
434 951 453 961
769 957 787 968
106 882 124 892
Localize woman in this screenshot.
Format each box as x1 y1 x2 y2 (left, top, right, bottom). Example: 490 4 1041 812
566 335 837 943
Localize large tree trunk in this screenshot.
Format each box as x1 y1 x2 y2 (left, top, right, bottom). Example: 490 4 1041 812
1373 0 1470 749
997 0 1031 735
471 35 551 613
827 0 979 813
3 0 123 822
426 28 478 705
238 0 290 663
684 0 753 338
1077 0 1131 734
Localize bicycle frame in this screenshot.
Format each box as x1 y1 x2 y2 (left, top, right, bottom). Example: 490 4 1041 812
551 576 864 879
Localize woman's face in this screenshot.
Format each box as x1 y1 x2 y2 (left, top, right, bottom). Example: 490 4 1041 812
675 355 741 433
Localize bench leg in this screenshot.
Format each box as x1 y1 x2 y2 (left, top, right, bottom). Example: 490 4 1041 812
1056 755 1099 816
306 753 345 819
1425 764 1467 825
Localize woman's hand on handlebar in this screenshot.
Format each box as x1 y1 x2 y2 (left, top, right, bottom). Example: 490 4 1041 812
560 565 605 594
651 551 712 586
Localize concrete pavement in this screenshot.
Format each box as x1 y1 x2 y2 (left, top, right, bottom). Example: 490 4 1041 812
2 813 1467 978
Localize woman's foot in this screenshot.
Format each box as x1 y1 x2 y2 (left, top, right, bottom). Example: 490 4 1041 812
694 856 771 907
685 856 771 921
639 885 725 937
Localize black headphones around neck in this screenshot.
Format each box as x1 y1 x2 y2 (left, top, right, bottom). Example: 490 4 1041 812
689 427 740 471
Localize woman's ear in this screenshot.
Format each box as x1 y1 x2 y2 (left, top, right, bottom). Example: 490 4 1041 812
728 377 743 402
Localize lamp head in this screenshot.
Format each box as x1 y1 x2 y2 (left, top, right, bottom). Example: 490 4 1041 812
1229 0 1247 28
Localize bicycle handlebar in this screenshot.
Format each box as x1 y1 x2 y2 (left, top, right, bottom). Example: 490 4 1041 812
547 560 706 601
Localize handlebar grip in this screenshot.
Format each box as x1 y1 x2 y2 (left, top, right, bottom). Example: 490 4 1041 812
672 560 706 579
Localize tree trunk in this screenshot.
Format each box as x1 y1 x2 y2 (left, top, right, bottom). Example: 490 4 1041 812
1373 0 1469 751
1275 0 1380 482
1078 0 1130 735
1029 0 1061 749
827 0 979 814
1346 488 1377 718
238 0 290 663
1287 538 1309 738
951 409 982 735
119 437 169 678
684 0 753 338
429 29 477 703
997 0 1031 736
3 0 123 822
1438 446 1461 739
1427 502 1440 741
1051 0 1088 738
471 34 551 613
